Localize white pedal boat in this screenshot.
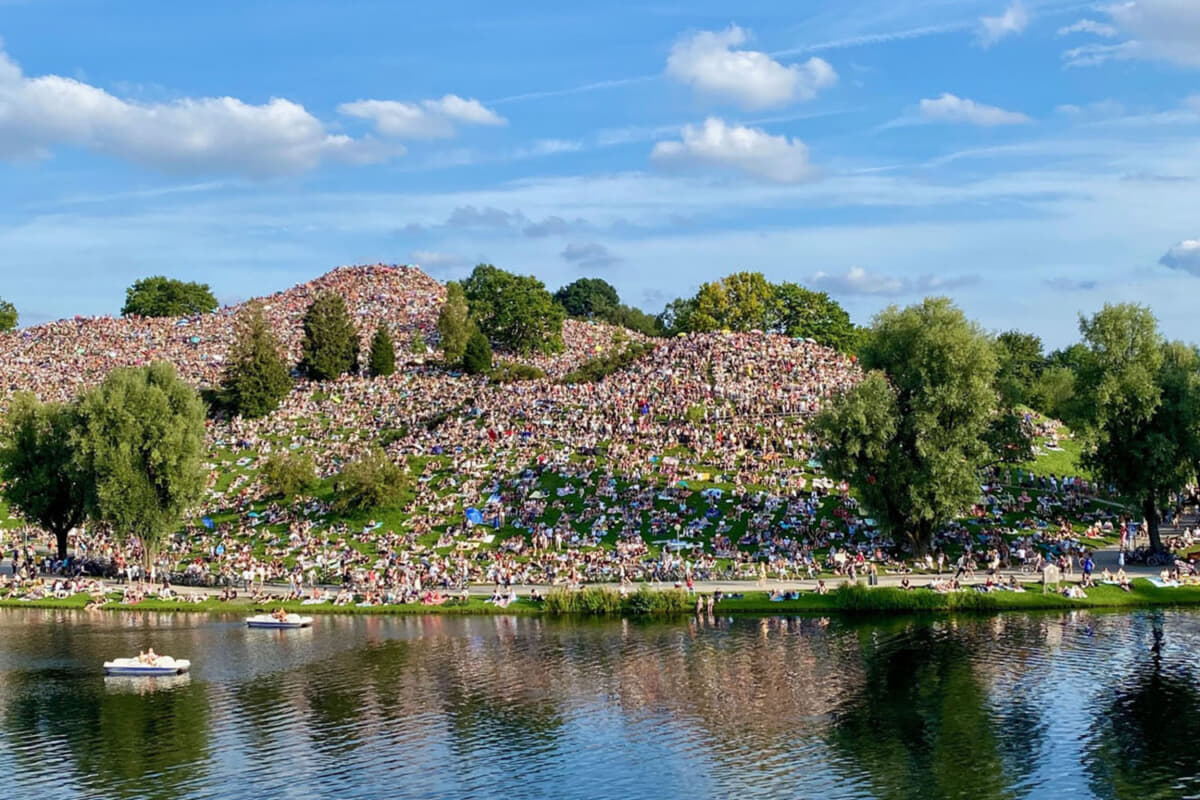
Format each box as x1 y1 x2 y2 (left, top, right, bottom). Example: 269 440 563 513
247 613 313 629
103 656 190 676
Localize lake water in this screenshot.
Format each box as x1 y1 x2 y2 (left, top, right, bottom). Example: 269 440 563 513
1 608 1198 800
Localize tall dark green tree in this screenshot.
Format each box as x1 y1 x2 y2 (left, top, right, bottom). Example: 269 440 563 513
462 330 493 375
1075 304 1200 552
437 282 473 364
121 276 218 317
554 278 620 320
221 302 292 418
368 323 396 377
0 297 17 332
74 362 206 568
814 298 997 554
461 264 565 355
0 393 91 559
299 291 360 380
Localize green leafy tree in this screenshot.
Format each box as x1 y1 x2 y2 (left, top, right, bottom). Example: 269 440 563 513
606 303 663 337
437 282 473 364
121 276 218 317
463 330 493 375
689 271 778 332
221 302 292 418
1033 365 1077 424
983 410 1035 465
367 323 396 377
0 298 17 332
336 447 406 512
300 291 360 380
74 362 206 567
814 298 997 554
261 451 318 499
0 394 91 559
554 278 620 320
1075 304 1200 552
461 264 565 354
993 330 1045 408
773 282 859 351
657 296 697 336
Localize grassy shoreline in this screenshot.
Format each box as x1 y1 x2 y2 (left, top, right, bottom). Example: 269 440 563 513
5 579 1200 617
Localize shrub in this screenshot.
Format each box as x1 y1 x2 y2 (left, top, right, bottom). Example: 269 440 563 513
261 451 317 499
559 342 655 384
490 362 546 383
336 447 407 512
463 331 493 375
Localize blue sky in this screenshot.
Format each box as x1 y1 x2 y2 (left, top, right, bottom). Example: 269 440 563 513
2 0 1199 346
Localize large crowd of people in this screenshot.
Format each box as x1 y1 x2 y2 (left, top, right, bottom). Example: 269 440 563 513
1 264 1183 605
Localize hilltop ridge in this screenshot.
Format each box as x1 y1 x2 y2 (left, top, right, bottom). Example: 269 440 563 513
0 264 639 402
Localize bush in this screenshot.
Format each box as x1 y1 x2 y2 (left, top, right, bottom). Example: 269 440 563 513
336 447 407 512
559 342 655 384
261 451 317 499
490 362 546 383
541 586 690 616
623 587 690 615
463 331 493 375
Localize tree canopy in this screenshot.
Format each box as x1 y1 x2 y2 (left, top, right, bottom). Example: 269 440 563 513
368 323 396 377
300 291 360 380
0 298 17 332
73 362 206 566
121 276 218 318
221 302 292 418
461 264 565 355
437 282 473 365
658 271 859 352
554 278 620 320
1074 304 1200 552
814 298 997 554
0 393 91 559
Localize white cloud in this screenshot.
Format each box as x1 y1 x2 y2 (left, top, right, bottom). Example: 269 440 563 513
919 93 1031 126
0 45 373 176
1057 19 1118 38
810 267 979 297
979 2 1029 46
337 95 505 138
409 250 467 270
1160 239 1200 275
1065 0 1200 68
666 25 836 110
651 117 816 183
812 266 904 295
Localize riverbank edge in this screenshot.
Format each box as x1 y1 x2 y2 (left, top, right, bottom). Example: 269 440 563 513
5 579 1200 617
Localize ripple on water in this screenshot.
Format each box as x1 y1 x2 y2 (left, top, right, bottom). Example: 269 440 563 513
3 608 1200 800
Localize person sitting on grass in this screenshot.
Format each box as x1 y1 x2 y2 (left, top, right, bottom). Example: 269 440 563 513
815 580 828 595
1118 573 1132 592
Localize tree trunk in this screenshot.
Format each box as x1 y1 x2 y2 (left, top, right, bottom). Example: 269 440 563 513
1144 492 1163 554
53 527 69 561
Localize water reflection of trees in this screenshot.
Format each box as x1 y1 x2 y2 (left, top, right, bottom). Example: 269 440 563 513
826 618 1045 800
3 669 210 800
1085 612 1200 800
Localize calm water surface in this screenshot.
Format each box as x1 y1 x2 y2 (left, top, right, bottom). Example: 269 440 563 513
1 608 1198 799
